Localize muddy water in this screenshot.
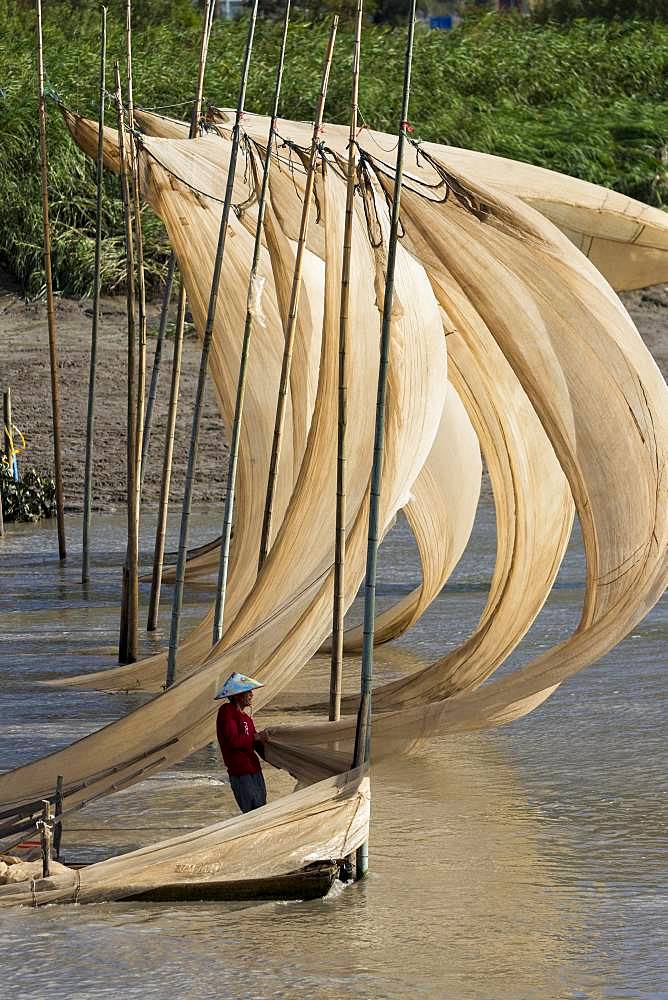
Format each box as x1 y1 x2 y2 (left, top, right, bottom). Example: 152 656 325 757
0 500 665 999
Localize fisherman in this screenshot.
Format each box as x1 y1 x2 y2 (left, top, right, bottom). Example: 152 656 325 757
215 672 268 814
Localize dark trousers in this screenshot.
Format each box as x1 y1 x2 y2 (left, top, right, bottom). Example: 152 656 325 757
230 770 267 813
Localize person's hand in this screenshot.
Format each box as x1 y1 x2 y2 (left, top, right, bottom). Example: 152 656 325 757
256 729 269 744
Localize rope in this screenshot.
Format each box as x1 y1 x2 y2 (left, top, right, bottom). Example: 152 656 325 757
3 423 25 461
137 138 231 206
43 76 62 106
136 126 315 210
137 99 196 112
407 138 494 220
358 144 452 208
1 422 25 480
356 108 399 154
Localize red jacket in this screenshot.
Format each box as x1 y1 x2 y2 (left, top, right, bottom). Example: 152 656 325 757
216 702 262 777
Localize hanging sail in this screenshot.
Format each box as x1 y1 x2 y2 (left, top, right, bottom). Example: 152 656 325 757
1 109 664 855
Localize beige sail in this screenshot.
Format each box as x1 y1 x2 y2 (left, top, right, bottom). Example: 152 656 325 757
1 110 664 907
143 107 668 292
0 127 446 812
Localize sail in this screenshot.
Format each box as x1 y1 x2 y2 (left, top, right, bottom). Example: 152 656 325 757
0 121 446 813
0 109 664 840
143 107 668 292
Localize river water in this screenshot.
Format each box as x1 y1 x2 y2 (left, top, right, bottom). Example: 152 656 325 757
0 498 665 999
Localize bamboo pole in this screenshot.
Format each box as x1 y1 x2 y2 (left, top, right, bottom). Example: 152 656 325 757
352 0 417 880
140 254 175 493
39 799 53 878
126 0 146 659
212 0 292 646
36 0 66 560
200 0 215 98
0 402 4 532
147 282 186 631
141 0 212 492
257 16 339 571
3 389 13 478
165 0 259 688
115 62 140 664
118 0 150 656
205 0 216 51
330 0 363 723
52 774 64 860
125 0 147 492
146 0 213 632
82 6 107 585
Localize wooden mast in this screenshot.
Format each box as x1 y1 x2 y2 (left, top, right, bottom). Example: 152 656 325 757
114 61 139 664
82 5 107 585
165 0 259 688
146 0 213 633
330 0 363 722
36 0 66 560
212 0 292 645
257 16 339 571
352 0 418 879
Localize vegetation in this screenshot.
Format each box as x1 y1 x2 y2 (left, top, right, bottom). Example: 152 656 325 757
0 0 665 296
0 465 56 523
531 0 667 23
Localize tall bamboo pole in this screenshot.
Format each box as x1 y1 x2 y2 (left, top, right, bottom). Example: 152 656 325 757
3 389 14 478
146 0 213 632
117 0 149 658
147 281 186 632
141 0 212 492
82 6 107 585
205 0 216 54
330 0 363 723
257 16 338 571
212 0 292 646
352 0 417 880
140 254 175 493
36 0 66 560
125 0 147 490
165 0 259 688
115 62 139 664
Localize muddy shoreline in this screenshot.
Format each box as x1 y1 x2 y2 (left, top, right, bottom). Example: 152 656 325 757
0 275 228 512
1 275 665 512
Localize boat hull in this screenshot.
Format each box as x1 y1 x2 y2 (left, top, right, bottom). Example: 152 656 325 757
120 860 341 902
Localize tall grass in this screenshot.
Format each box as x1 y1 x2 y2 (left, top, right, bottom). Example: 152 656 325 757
0 1 665 295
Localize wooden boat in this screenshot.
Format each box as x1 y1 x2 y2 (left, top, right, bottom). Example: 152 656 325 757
0 858 347 907
0 771 368 908
120 860 343 903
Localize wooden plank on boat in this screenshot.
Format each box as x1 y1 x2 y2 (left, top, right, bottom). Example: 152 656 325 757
120 861 340 903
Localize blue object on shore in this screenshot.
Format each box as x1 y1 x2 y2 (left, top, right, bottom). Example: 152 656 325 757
429 15 452 29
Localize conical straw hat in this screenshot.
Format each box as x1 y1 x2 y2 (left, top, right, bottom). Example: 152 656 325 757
214 672 265 700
